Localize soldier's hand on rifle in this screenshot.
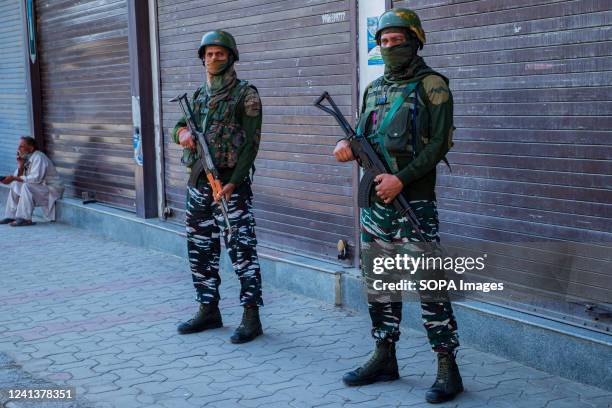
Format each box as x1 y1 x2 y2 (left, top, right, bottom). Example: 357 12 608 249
375 174 404 204
333 140 355 162
178 127 197 150
216 182 236 202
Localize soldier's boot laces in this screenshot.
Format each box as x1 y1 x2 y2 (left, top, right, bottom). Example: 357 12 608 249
177 303 223 335
342 340 400 386
230 305 263 344
425 350 464 403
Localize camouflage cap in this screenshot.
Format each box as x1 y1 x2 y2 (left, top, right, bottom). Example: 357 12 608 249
376 8 426 48
198 30 239 61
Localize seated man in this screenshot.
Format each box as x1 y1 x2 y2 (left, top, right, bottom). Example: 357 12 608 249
1 137 64 226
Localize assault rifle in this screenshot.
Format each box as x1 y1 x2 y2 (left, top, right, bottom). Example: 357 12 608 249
170 93 233 235
314 92 430 244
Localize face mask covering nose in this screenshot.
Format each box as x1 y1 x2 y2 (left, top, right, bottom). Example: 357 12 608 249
206 55 233 76
380 40 418 73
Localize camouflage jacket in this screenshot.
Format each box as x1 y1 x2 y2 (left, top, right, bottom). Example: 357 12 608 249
357 64 454 201
172 80 262 186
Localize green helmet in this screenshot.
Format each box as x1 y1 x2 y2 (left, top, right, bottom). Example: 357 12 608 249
197 30 239 61
375 8 426 48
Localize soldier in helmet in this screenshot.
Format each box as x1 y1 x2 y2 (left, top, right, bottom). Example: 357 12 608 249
172 30 264 344
333 9 463 403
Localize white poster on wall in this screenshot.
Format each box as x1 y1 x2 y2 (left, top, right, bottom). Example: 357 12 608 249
358 0 387 106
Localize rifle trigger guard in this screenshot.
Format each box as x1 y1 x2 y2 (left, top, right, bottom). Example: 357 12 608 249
358 169 377 208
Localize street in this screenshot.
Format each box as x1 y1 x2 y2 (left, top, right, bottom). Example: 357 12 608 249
0 219 610 408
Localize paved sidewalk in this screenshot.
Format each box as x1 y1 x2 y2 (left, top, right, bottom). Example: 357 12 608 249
0 220 610 408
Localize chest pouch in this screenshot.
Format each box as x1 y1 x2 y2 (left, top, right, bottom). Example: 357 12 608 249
202 84 250 169
367 81 419 172
382 104 412 154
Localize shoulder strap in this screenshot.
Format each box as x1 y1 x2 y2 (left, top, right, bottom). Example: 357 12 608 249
377 81 419 136
191 87 207 118
192 86 203 100
228 80 253 121
373 81 420 171
234 80 251 96
197 88 212 135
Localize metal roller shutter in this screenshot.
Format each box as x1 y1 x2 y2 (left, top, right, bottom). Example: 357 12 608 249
394 0 611 331
36 0 135 210
0 1 29 175
157 0 358 259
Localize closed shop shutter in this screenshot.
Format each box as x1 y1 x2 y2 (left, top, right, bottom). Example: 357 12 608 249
394 0 611 331
36 0 135 210
0 2 29 175
157 1 357 259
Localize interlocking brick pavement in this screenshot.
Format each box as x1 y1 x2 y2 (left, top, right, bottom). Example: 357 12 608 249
0 220 610 408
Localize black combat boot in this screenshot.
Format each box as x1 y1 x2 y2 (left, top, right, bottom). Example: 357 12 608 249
230 305 263 344
425 350 464 403
177 303 223 334
342 340 399 386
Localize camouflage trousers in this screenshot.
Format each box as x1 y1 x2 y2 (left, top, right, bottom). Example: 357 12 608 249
185 180 263 307
360 200 459 352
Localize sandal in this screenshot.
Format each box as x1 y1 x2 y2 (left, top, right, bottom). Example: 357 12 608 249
10 218 35 227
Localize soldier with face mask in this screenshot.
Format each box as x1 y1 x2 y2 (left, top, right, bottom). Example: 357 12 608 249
173 30 264 344
333 9 463 403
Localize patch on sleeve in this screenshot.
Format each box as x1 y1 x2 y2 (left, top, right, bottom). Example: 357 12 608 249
244 88 262 117
423 75 450 106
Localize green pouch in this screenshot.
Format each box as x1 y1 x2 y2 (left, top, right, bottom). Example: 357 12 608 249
383 105 412 154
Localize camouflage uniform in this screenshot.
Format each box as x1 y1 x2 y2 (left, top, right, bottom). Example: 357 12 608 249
186 179 262 306
361 201 459 351
357 48 459 353
172 71 263 308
